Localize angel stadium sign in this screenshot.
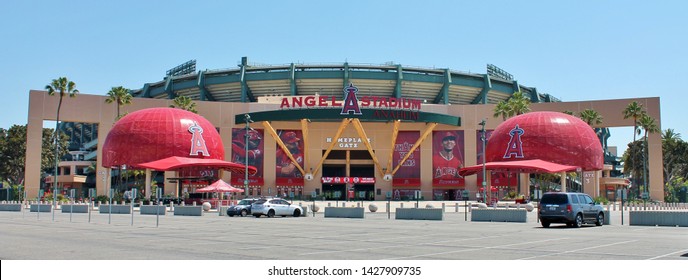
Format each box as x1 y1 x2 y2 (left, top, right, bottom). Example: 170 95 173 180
235 83 460 126
279 83 423 117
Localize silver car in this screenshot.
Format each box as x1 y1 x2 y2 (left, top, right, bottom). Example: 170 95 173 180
538 192 605 228
251 198 303 218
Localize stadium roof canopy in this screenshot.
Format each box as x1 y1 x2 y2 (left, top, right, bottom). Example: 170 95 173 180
131 57 560 105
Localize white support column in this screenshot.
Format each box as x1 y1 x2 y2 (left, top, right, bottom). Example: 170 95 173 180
145 169 152 198
560 172 567 192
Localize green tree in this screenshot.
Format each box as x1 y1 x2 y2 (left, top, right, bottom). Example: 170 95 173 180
622 101 645 144
562 110 575 115
493 91 530 120
105 86 133 120
45 77 78 212
508 91 531 116
493 100 511 121
170 96 198 113
638 115 659 197
661 129 687 185
0 125 68 187
579 109 603 127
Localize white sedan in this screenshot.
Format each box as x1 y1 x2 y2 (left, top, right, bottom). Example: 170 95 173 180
251 198 303 218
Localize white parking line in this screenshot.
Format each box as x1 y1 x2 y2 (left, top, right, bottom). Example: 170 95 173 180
518 240 637 260
385 238 569 260
647 248 688 260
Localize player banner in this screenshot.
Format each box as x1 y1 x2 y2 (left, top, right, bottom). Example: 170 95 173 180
231 128 264 185
432 130 465 187
275 130 304 186
392 131 421 186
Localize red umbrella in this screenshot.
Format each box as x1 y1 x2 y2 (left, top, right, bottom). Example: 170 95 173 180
196 179 245 193
135 156 257 175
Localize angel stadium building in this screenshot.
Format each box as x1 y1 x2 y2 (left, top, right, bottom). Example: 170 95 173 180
24 57 663 203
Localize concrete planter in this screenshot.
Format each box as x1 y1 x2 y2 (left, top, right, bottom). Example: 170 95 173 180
471 209 527 222
0 204 22 211
395 208 443 220
174 206 203 216
324 207 364 218
61 204 89 213
140 205 167 215
30 204 52 212
98 205 131 214
630 211 688 227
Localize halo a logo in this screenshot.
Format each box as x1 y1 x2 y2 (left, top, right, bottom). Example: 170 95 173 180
503 124 524 159
341 83 362 115
188 121 210 156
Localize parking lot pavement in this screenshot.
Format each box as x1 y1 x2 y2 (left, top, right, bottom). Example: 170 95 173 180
0 209 686 260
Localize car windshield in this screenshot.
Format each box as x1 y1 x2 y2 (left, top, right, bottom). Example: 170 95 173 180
238 200 253 205
253 199 267 205
541 194 568 204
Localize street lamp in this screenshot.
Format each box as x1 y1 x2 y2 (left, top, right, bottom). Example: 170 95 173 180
244 114 252 197
479 119 487 204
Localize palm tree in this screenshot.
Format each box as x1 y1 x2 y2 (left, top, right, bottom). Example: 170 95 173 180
170 96 198 113
508 91 531 116
638 114 659 199
493 100 511 121
661 129 685 186
579 109 603 127
45 77 79 219
105 86 133 120
622 101 646 143
661 129 681 145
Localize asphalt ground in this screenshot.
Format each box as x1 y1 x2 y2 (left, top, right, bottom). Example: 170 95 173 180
0 208 686 261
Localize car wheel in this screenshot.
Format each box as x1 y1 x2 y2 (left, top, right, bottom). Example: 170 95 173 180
240 209 248 217
541 220 550 228
595 212 604 226
573 214 583 228
293 209 301 217
267 210 275 218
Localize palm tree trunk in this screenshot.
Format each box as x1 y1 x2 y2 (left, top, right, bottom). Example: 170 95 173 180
643 132 648 200
53 95 63 220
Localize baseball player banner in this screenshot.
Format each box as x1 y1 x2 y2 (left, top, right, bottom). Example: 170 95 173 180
231 128 264 185
393 131 421 186
275 130 304 186
432 130 465 187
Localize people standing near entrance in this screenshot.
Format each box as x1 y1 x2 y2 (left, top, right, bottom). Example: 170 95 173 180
433 132 464 180
276 131 304 178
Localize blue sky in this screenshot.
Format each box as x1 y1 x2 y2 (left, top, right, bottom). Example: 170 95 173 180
1 0 686 155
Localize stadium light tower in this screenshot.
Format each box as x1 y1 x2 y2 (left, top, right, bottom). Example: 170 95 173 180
479 119 487 204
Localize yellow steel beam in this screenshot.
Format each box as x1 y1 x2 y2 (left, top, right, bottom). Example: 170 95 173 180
351 118 385 177
262 121 306 176
312 118 352 177
386 120 401 174
300 119 310 170
391 122 438 175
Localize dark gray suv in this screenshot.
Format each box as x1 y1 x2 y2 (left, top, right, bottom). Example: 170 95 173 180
538 192 605 228
226 198 260 217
